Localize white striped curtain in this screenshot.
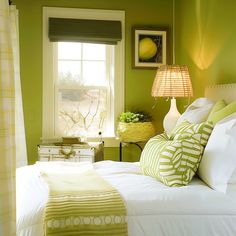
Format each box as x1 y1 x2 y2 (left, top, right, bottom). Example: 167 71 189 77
0 1 27 235
10 5 27 168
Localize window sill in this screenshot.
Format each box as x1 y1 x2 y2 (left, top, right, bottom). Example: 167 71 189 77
87 136 120 147
41 136 121 148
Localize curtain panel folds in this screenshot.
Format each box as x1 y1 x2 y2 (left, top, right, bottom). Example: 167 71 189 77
0 1 27 235
10 6 27 168
0 1 16 235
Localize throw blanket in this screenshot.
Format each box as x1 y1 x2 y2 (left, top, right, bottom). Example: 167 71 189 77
41 169 128 236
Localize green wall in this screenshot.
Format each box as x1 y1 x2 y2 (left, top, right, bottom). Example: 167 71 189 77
13 0 173 164
15 0 236 164
175 0 236 99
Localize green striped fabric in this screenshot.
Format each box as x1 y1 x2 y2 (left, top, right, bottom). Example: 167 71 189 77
170 121 214 146
42 170 127 236
140 122 213 187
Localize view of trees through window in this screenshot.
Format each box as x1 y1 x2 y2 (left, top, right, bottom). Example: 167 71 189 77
56 42 112 138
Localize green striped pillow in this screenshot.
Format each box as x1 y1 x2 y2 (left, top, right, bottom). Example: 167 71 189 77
170 120 213 146
140 122 213 187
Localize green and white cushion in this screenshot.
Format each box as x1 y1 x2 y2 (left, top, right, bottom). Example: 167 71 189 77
207 100 236 125
140 122 213 187
207 99 227 122
170 120 214 146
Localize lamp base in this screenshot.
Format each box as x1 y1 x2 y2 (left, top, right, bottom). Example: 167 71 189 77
163 98 181 135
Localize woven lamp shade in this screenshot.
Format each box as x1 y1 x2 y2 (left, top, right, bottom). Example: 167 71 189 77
151 65 193 98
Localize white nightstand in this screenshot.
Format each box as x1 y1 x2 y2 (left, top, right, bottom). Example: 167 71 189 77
38 142 104 162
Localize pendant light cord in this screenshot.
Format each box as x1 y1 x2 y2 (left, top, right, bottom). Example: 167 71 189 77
173 0 175 64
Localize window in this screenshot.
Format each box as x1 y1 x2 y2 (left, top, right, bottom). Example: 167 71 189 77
43 7 125 146
56 42 113 138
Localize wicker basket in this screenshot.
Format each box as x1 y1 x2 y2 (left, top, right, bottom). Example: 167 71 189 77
117 122 155 142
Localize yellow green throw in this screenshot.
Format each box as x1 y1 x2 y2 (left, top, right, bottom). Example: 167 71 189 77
41 170 128 236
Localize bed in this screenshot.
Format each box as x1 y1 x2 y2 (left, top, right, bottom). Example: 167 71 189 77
16 84 236 236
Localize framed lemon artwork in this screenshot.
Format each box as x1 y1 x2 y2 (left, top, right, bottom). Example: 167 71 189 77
132 27 168 69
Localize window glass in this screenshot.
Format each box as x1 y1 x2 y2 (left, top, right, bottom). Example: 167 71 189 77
82 43 106 60
58 42 81 60
58 61 81 83
57 88 107 137
82 61 106 86
56 42 111 137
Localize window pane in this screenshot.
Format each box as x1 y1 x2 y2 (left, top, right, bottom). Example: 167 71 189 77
58 42 81 60
82 61 106 86
57 88 107 137
58 61 82 83
82 43 106 60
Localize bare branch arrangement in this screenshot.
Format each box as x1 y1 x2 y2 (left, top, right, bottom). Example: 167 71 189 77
59 89 106 136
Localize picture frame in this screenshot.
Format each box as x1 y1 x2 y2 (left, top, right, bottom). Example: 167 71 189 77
132 27 168 69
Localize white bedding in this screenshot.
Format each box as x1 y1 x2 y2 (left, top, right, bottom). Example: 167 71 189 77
16 161 236 236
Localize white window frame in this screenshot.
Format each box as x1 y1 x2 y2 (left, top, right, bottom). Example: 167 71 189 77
42 7 125 147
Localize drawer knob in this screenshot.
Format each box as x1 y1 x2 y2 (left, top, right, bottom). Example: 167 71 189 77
60 147 76 159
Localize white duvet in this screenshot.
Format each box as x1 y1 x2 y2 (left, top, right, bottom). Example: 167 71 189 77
16 161 236 236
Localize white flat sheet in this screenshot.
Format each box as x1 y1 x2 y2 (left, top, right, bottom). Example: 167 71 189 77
16 161 236 236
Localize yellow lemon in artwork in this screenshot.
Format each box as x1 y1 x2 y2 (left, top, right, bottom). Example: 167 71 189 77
139 37 157 60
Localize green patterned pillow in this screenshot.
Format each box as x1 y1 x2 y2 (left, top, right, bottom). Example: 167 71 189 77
207 100 236 125
207 100 226 122
140 122 213 187
170 120 213 146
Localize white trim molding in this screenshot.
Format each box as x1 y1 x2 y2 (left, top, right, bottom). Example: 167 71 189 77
42 7 125 147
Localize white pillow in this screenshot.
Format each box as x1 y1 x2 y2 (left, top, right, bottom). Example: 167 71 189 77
229 169 236 184
226 184 236 198
198 113 236 193
176 97 215 126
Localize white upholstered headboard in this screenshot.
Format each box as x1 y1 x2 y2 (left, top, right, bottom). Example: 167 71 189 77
205 83 236 103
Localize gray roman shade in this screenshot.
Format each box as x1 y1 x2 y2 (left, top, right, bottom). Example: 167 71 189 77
48 17 122 45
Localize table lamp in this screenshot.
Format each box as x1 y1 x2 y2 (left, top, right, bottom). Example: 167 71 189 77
151 65 193 134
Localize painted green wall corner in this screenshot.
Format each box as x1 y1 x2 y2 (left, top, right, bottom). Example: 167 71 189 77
175 0 236 101
13 0 173 163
